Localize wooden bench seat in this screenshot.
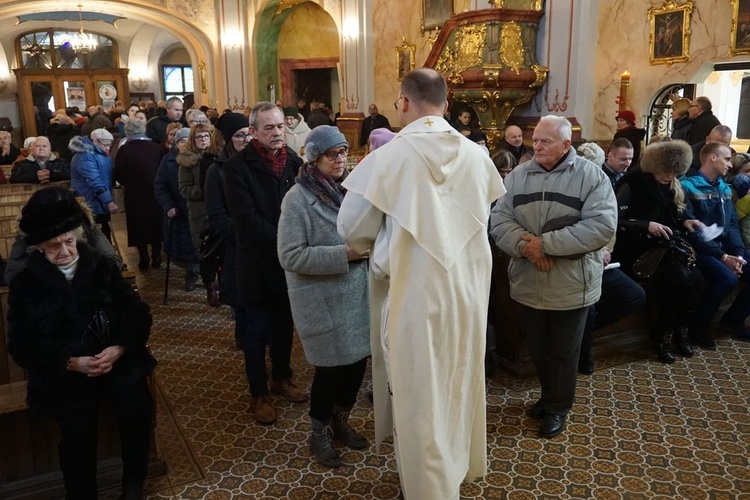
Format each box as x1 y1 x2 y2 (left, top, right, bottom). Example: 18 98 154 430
0 381 27 415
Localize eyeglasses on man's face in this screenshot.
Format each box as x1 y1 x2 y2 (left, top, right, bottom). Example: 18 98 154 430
323 147 349 161
394 95 405 110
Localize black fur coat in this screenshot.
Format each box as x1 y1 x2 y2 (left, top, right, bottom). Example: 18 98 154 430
8 243 156 415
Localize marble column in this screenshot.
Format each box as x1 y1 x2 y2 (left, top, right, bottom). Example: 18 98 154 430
338 0 372 148
218 0 249 111
528 0 600 137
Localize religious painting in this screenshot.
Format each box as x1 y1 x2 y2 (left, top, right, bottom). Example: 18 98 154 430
648 0 693 67
730 0 750 56
422 0 453 32
396 39 416 82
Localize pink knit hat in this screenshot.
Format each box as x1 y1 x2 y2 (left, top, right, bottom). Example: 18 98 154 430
368 128 396 151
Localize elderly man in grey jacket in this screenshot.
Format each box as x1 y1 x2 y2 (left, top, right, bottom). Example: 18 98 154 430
490 115 617 439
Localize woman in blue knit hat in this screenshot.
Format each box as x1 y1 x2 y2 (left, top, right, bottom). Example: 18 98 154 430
277 125 370 468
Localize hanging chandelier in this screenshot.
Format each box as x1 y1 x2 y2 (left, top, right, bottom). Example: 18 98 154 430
70 4 98 53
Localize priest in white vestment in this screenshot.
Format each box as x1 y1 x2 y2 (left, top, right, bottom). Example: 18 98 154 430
337 68 505 500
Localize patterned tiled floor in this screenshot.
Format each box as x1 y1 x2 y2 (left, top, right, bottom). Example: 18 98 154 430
109 216 750 499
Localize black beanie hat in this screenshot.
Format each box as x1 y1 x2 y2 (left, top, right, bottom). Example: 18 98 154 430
19 186 86 245
215 112 250 142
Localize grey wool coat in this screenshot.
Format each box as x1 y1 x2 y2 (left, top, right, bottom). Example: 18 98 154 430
278 183 370 367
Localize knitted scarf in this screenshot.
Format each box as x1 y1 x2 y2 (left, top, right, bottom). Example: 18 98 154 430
296 162 348 213
251 139 287 178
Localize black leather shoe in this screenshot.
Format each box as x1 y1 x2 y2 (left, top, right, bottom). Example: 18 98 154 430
540 413 566 438
527 399 544 420
720 321 750 344
689 330 717 350
577 358 594 375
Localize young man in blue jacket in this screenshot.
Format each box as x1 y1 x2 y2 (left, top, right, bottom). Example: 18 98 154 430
681 142 750 347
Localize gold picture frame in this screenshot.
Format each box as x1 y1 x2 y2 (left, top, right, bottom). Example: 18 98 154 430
396 38 416 82
648 0 693 67
730 0 750 56
422 0 453 32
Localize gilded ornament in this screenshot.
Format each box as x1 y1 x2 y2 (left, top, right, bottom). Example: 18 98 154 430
500 22 524 75
199 61 207 94
483 65 502 87
531 0 543 10
529 64 548 89
454 24 486 71
706 72 720 85
489 0 504 7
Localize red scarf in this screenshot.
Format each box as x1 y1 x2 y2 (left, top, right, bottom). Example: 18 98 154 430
252 139 287 178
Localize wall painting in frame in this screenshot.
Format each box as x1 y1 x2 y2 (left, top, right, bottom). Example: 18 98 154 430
648 0 693 67
730 0 750 56
397 38 416 82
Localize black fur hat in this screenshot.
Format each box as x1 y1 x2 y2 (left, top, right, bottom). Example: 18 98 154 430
19 186 86 245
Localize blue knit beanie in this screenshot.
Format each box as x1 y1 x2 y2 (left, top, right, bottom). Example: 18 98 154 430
733 174 750 198
304 125 348 162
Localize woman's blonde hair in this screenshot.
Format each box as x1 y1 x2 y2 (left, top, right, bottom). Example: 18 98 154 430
672 98 691 119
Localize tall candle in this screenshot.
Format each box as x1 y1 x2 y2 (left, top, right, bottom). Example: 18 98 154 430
619 71 630 111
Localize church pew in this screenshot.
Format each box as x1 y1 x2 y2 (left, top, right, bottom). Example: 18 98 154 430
490 249 736 378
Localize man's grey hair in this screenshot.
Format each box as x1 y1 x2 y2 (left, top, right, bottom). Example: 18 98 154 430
166 96 183 109
400 68 447 108
249 101 281 129
537 115 572 141
710 125 733 143
124 117 146 137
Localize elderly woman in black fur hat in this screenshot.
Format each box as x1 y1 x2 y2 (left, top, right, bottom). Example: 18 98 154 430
612 140 705 364
7 186 156 500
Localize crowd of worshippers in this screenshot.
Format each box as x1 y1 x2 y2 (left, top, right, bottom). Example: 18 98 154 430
4 78 750 500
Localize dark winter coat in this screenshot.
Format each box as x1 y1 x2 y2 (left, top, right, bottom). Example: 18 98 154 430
47 122 76 162
177 150 217 251
7 244 156 416
222 144 303 303
115 135 164 247
10 156 71 184
359 113 392 146
205 152 239 306
146 115 185 144
671 115 692 142
154 147 197 263
687 110 721 147
612 170 686 272
69 136 113 216
0 143 21 165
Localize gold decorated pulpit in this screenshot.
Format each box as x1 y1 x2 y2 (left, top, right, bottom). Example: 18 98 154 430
423 3 548 151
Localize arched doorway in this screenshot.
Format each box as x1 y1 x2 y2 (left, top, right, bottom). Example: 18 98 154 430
645 83 695 143
253 1 340 108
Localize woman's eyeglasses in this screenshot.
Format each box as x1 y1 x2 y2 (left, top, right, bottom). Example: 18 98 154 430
233 132 251 140
195 133 211 141
324 148 349 161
